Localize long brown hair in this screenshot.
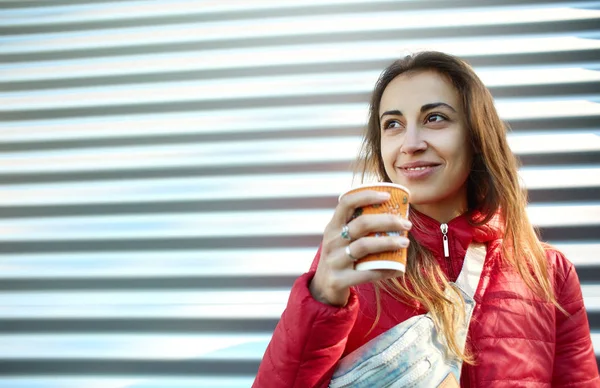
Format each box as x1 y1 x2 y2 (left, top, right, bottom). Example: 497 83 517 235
356 51 561 363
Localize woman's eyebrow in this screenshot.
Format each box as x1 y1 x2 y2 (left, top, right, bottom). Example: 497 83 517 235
421 102 456 113
380 109 402 120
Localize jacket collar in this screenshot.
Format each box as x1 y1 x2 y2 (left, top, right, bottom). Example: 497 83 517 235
408 208 503 259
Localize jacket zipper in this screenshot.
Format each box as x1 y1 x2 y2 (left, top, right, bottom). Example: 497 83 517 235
440 223 449 257
440 223 454 279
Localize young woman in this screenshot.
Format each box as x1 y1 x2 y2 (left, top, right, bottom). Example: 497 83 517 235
253 52 599 387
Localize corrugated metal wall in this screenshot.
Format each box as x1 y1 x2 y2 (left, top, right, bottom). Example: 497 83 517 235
0 1 599 387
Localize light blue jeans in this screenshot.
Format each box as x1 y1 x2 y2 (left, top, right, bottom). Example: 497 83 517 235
329 244 486 388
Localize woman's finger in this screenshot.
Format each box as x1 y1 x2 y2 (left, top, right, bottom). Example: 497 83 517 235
328 236 409 269
333 190 391 227
325 213 411 250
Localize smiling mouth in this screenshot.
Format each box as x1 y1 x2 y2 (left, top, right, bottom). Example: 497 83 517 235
404 166 431 171
398 164 441 179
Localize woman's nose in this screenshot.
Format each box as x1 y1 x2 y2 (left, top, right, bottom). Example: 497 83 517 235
400 125 427 154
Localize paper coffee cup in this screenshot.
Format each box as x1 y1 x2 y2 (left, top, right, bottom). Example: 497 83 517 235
339 183 410 272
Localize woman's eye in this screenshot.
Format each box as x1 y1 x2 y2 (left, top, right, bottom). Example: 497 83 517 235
384 120 402 129
426 114 445 123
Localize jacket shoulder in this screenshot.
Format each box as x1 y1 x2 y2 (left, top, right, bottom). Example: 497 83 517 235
542 245 578 297
543 244 572 269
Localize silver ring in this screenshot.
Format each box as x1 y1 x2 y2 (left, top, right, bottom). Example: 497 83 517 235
341 224 352 240
345 245 359 262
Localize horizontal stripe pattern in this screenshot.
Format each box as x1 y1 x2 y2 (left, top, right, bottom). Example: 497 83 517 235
1 0 599 386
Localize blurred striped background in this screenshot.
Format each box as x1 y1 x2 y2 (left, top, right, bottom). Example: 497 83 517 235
0 1 599 387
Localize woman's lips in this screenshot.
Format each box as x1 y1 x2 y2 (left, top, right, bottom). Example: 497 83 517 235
398 164 441 179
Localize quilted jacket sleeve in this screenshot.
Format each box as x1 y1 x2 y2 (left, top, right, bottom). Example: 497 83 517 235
253 249 360 388
551 251 599 387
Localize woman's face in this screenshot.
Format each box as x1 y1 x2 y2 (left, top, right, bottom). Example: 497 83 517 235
379 70 472 222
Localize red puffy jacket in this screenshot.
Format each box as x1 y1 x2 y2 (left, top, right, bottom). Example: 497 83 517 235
254 210 599 387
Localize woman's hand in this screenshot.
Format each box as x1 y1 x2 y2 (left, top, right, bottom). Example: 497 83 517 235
309 190 412 306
